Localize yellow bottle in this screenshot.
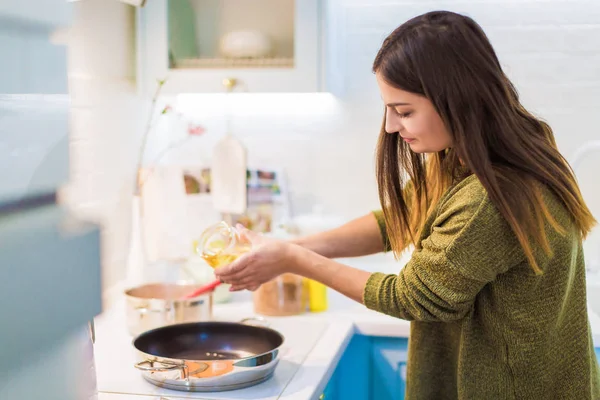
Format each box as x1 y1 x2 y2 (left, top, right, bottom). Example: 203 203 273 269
306 278 328 312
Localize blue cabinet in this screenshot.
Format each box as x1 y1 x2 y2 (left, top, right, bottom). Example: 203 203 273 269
323 335 408 400
324 340 600 400
371 337 408 400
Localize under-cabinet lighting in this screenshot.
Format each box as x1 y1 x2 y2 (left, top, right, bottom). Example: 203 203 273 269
175 93 340 117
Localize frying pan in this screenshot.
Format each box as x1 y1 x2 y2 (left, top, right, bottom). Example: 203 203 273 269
133 318 284 392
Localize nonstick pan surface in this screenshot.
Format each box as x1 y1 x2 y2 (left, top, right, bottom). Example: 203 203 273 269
133 321 283 360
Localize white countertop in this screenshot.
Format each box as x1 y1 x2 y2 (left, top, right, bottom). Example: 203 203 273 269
94 289 410 400
95 252 600 400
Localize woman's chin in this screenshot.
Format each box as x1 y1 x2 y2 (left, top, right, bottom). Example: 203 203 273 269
407 143 446 154
407 142 425 153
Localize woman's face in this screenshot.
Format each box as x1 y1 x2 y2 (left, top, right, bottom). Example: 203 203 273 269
376 72 452 153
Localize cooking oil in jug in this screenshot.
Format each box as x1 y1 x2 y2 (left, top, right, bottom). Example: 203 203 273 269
195 221 251 268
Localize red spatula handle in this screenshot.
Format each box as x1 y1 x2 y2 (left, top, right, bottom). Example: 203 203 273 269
183 279 222 299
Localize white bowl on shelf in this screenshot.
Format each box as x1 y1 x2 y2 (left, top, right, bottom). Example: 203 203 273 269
219 30 273 59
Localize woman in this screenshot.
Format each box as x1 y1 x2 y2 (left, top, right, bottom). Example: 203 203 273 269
215 11 600 399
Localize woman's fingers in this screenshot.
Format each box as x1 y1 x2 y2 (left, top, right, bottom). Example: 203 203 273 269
247 284 260 292
215 252 256 279
222 274 255 286
214 259 244 277
229 283 261 292
217 268 252 284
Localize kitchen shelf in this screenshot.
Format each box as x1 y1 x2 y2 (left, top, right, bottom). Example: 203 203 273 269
174 57 294 69
137 0 322 93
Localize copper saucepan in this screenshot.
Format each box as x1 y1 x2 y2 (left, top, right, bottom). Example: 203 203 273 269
125 282 213 336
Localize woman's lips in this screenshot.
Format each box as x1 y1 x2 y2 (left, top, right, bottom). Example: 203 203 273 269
401 137 415 143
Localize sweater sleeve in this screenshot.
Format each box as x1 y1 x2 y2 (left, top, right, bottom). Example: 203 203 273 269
372 210 392 252
363 181 523 322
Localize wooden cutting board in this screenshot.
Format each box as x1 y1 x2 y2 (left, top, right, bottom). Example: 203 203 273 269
211 133 247 217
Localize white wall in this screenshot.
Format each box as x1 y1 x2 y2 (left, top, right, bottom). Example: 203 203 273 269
148 93 382 218
66 0 600 294
59 0 142 296
331 0 600 270
327 0 600 222
162 0 600 214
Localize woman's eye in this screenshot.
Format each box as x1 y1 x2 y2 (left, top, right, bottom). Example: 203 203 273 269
394 109 412 118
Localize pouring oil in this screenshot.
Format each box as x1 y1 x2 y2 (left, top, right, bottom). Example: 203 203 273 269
201 253 241 269
197 238 251 268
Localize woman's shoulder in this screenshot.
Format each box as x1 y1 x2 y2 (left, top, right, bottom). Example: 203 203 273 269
418 174 522 276
433 173 575 265
437 173 488 216
439 173 568 222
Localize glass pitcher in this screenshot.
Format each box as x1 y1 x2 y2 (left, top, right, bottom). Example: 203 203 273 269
195 221 251 268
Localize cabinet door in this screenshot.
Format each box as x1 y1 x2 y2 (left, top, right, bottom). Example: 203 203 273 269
0 5 70 204
322 377 337 400
0 205 102 359
0 0 71 28
323 335 410 400
0 5 68 94
138 0 321 94
0 4 103 400
325 334 372 400
371 337 409 400
0 95 69 204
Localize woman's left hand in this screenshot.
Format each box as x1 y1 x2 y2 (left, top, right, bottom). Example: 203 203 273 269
213 224 298 292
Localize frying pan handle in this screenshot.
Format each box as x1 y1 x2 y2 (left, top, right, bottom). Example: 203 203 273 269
134 360 188 378
240 316 270 327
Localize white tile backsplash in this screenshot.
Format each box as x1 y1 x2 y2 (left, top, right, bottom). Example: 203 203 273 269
64 0 600 293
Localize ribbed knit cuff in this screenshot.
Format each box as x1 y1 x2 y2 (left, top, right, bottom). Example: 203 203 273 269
362 272 387 310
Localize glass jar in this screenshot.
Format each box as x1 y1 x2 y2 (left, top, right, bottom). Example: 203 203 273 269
195 221 251 268
253 273 307 316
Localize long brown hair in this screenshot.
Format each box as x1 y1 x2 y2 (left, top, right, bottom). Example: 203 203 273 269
373 11 596 274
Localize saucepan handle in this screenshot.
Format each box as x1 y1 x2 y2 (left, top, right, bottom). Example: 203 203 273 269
136 304 175 323
239 316 270 327
136 306 171 315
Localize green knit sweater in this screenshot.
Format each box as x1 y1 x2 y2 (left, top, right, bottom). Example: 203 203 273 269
364 174 600 400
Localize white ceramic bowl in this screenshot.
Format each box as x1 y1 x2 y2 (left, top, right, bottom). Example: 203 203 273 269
219 30 272 59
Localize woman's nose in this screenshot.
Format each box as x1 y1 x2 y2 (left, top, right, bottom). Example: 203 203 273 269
385 110 402 134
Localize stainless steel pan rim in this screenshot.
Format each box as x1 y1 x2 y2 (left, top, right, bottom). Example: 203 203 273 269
132 318 284 392
142 372 275 392
138 361 277 392
133 346 282 372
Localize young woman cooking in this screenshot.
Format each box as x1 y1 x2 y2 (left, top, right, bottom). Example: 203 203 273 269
214 11 600 399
